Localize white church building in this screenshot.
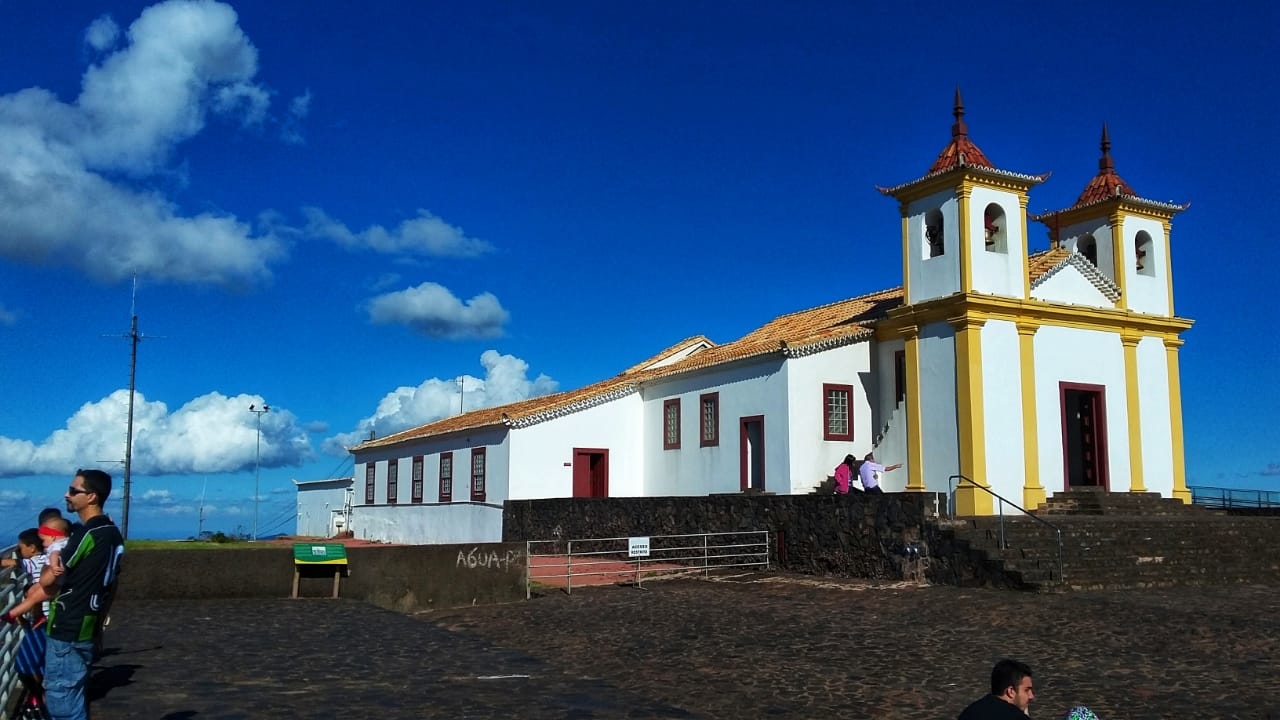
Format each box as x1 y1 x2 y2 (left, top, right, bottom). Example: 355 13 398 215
319 96 1193 544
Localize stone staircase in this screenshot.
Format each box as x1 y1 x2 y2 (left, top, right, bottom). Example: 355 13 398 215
934 489 1280 592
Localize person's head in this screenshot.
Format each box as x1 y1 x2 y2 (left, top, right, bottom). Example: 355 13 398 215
38 507 63 525
863 452 875 462
990 659 1034 711
842 454 856 468
67 468 112 514
39 516 71 545
17 528 43 558
41 516 70 533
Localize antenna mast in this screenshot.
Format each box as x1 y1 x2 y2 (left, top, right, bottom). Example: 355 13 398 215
121 276 142 540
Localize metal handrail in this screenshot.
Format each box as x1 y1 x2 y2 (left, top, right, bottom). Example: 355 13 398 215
948 474 1065 585
1188 485 1280 509
526 531 770 598
1 543 26 717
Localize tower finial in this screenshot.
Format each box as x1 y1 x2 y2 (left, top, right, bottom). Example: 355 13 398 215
952 86 967 137
1099 122 1114 172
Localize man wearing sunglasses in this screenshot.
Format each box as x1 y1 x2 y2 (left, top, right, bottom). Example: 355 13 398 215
38 469 124 720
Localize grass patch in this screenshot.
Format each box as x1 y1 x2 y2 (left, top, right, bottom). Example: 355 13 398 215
124 539 283 551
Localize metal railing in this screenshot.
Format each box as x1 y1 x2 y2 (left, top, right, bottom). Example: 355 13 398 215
948 475 1065 584
526 530 769 598
1 544 26 719
1189 485 1280 509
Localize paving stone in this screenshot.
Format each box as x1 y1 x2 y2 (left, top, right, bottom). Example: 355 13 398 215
89 575 1280 719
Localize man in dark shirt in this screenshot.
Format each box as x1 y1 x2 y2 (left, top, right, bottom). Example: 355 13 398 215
39 469 124 720
957 658 1035 719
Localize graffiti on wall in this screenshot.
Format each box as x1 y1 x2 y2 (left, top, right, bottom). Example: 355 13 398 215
456 546 523 571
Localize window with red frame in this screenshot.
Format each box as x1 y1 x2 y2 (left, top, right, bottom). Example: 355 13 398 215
823 383 854 441
411 455 424 503
386 459 398 504
439 452 453 503
470 447 487 502
364 463 375 503
663 398 681 449
699 392 719 447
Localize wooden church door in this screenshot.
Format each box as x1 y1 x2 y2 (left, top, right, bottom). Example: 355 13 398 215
1060 383 1108 490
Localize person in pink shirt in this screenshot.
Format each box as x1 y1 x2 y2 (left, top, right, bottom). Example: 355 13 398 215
832 455 860 494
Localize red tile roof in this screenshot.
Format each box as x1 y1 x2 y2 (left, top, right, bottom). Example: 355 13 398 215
878 91 1047 198
928 88 995 174
1027 247 1072 284
1033 125 1188 221
352 287 906 451
1073 124 1137 205
622 335 715 375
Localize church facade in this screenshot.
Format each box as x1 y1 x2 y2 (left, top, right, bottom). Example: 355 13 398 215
335 95 1192 544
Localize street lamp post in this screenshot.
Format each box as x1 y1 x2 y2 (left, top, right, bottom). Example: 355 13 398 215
249 403 270 541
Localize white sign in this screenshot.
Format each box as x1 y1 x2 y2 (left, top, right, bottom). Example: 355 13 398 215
628 536 651 558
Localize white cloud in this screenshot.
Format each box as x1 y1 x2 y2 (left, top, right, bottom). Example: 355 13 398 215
323 350 558 454
0 0 284 286
0 303 15 326
0 489 29 504
0 390 314 477
84 15 120 52
302 207 493 259
212 81 270 126
141 488 174 503
281 90 310 145
75 0 265 172
367 282 509 339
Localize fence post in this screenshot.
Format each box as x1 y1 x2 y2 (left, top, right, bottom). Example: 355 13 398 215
567 540 573 596
525 541 532 600
703 534 709 578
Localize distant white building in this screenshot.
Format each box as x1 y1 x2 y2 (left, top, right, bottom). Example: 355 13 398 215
342 96 1194 544
293 477 353 538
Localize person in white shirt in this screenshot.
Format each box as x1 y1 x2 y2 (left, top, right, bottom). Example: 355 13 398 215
858 452 902 494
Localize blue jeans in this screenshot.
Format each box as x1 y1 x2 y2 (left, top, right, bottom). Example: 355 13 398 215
44 636 95 720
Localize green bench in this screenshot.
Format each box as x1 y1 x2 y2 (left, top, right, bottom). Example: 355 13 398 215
291 543 348 599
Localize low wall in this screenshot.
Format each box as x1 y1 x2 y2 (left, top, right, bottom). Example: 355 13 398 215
115 542 526 613
504 493 947 581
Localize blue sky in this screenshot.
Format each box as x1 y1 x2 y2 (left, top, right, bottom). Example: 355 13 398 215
1 0 1276 540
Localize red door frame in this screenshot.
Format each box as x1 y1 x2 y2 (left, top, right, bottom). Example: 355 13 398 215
572 448 609 498
1059 382 1109 492
739 415 765 492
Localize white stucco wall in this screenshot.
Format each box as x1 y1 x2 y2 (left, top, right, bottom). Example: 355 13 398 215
1031 265 1113 308
1137 336 1174 496
1032 326 1131 494
917 321 959 493
785 342 875 493
507 393 645 499
980 320 1027 505
643 358 789 496
349 503 503 545
350 426 511 545
873 337 908 488
294 480 352 538
1061 217 1115 283
906 189 961 303
1119 216 1170 316
355 426 510 506
968 186 1025 298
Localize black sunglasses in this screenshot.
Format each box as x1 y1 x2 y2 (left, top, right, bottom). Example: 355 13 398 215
66 486 91 496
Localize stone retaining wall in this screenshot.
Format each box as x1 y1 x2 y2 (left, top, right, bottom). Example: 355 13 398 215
115 542 526 613
504 493 949 581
